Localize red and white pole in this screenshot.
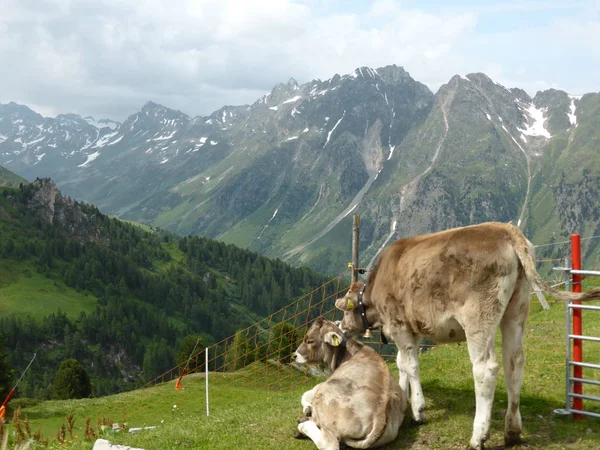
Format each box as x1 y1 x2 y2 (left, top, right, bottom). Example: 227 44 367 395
571 234 583 419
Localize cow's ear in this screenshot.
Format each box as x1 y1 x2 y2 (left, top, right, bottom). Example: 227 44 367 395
324 331 344 347
335 296 355 311
349 282 364 292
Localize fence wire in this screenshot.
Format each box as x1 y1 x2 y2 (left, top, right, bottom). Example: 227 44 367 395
140 256 599 415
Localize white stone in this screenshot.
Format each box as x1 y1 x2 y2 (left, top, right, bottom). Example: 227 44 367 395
93 438 145 450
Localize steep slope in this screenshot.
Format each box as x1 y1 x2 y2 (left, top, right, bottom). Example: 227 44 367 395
0 164 26 187
299 74 599 272
527 92 600 265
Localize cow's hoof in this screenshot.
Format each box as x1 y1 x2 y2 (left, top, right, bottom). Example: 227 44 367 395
504 431 522 447
467 442 485 450
294 418 309 439
466 439 485 450
294 429 308 440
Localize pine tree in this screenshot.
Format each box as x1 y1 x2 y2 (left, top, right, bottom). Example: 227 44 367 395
267 323 298 364
0 334 13 399
175 335 205 369
53 359 92 399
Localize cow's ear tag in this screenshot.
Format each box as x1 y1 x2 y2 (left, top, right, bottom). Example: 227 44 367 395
346 298 355 310
332 335 340 346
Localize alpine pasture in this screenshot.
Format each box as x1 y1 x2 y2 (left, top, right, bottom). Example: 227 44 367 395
5 295 600 450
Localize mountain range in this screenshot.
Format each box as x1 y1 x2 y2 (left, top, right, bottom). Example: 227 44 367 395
1 65 599 273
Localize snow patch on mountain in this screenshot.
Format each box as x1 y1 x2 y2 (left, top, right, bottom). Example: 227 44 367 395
283 95 301 104
518 102 551 138
152 131 176 141
92 131 118 148
323 111 345 148
568 96 579 126
108 135 123 145
78 151 101 167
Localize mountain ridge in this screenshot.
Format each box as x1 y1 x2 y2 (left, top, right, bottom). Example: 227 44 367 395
1 66 598 273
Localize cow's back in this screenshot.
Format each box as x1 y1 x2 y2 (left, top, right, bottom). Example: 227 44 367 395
312 346 404 445
371 222 523 340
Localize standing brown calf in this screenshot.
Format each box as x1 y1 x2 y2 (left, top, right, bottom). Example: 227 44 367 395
336 222 600 449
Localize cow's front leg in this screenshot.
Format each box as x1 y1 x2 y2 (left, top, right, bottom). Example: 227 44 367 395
295 384 322 439
395 330 425 423
466 330 499 450
298 420 340 450
301 384 321 417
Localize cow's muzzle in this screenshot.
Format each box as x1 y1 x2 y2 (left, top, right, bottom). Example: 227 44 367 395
293 351 307 364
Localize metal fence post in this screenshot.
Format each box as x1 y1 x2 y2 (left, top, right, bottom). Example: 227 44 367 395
571 234 583 419
564 257 571 413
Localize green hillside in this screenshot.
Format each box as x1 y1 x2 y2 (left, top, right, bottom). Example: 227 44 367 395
4 294 600 449
0 164 26 187
0 179 330 399
0 260 96 320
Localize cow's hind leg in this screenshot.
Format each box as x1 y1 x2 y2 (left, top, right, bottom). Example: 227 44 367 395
297 420 339 450
394 328 426 423
466 327 499 450
500 286 529 447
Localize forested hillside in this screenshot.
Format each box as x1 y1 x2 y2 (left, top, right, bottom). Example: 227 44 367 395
0 179 329 398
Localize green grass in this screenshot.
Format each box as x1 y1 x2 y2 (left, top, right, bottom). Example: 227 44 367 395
0 261 96 320
8 297 600 450
0 165 27 187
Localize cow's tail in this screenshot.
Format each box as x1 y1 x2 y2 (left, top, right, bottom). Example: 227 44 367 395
509 224 600 309
342 362 393 449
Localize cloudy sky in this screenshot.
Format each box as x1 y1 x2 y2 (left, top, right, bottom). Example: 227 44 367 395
1 0 598 120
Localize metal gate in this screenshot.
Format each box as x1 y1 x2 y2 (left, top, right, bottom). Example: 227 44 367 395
554 234 600 419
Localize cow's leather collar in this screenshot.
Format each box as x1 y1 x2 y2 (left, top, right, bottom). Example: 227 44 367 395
357 284 389 345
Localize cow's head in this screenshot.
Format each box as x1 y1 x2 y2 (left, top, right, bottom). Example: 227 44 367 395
335 282 370 336
293 317 345 365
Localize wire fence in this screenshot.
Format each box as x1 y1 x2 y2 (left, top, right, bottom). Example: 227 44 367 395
142 268 351 390
140 242 600 404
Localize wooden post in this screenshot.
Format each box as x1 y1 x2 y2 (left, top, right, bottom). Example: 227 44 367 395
351 215 360 284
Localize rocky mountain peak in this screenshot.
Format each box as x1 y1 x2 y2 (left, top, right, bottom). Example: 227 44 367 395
510 88 531 103
26 178 100 239
142 101 164 113
0 102 42 122
55 114 90 131
376 64 410 84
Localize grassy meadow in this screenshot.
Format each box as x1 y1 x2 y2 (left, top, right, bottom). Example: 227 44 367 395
4 297 600 450
0 261 96 320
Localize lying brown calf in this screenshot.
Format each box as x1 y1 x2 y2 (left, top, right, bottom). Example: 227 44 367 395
293 317 406 449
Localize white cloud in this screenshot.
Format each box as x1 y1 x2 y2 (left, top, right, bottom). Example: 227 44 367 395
0 0 597 120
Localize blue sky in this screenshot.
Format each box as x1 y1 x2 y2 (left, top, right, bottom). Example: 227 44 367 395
0 0 598 119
